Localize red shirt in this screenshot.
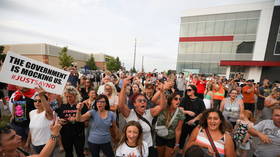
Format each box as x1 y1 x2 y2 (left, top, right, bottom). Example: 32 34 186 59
242 85 255 103
196 80 206 94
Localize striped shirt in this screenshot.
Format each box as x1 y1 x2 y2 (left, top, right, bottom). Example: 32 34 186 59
195 128 225 157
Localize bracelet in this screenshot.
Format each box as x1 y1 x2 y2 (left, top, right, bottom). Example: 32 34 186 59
50 135 59 141
175 143 179 147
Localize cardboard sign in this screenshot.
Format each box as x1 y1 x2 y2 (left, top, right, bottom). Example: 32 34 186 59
0 52 70 95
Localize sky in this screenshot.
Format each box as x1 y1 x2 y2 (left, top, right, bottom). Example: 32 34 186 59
0 0 271 72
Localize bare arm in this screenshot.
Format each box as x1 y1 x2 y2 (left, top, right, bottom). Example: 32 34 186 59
220 98 225 112
175 120 183 146
239 99 244 115
184 126 201 151
118 77 131 118
224 134 236 157
248 127 271 143
150 85 166 117
76 103 91 122
36 87 54 120
264 97 279 108
151 90 161 105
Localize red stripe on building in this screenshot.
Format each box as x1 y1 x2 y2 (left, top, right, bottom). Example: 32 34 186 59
220 60 280 66
179 36 234 42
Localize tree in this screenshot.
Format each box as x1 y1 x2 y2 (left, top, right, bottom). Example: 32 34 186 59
130 67 137 73
58 47 74 68
115 57 121 70
106 57 122 72
86 54 98 70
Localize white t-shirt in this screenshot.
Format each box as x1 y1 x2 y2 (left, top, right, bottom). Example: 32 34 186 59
108 95 118 107
125 109 153 147
116 141 149 157
29 110 53 146
253 120 280 157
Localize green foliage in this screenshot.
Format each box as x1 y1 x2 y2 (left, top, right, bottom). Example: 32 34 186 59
0 45 6 62
86 54 98 70
106 56 122 72
130 67 137 73
58 47 74 68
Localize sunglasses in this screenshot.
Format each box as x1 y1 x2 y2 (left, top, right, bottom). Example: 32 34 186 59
186 89 193 92
173 97 181 101
136 99 147 103
34 99 42 103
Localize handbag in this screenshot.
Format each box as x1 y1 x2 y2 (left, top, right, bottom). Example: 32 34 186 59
155 108 179 137
205 128 221 157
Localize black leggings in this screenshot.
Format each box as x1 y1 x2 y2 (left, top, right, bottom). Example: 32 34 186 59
61 133 85 157
88 142 114 157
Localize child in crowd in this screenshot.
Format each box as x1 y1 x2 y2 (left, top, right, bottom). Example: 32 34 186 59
233 110 255 157
116 121 149 157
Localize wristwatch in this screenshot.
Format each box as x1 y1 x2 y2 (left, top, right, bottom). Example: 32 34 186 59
50 135 59 141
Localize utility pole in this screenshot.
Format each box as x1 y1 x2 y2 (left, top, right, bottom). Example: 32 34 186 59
133 38 136 71
141 56 144 72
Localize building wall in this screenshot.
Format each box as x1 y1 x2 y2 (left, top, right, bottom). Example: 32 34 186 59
22 54 49 64
260 5 280 82
264 6 280 61
95 62 106 70
177 1 275 74
252 2 274 60
177 10 260 74
261 66 280 82
3 43 108 70
247 67 262 82
4 44 46 55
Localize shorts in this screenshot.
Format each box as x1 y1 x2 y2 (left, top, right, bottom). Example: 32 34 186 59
238 141 250 150
155 135 175 148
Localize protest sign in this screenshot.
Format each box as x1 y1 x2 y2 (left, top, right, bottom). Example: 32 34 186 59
0 52 70 95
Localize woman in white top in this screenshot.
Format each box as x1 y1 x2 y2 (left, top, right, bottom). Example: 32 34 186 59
116 121 149 157
118 77 166 157
104 82 118 111
220 89 244 127
26 87 54 156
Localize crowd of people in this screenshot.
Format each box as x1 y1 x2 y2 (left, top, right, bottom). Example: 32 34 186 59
0 68 280 157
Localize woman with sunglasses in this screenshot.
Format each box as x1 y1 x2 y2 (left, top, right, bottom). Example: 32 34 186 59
76 94 117 157
155 92 185 157
25 87 54 156
118 77 166 157
178 85 206 155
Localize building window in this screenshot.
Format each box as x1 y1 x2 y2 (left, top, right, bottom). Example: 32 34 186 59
236 41 255 53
